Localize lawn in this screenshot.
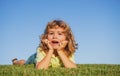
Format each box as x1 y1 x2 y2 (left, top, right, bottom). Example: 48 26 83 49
0 64 120 76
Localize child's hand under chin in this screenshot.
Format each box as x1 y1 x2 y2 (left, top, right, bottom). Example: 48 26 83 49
57 40 68 51
42 39 53 51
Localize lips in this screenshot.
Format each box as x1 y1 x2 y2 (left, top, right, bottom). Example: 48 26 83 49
51 41 59 44
50 40 60 49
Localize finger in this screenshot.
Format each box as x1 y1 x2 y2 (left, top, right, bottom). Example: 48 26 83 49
62 41 68 45
47 40 51 45
64 41 68 45
44 39 48 44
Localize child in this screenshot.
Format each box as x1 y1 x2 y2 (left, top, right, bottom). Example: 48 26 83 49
36 20 77 69
12 20 77 69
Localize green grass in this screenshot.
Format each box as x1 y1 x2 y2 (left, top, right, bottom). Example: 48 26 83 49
0 64 120 76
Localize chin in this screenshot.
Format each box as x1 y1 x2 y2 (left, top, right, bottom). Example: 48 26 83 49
53 47 58 50
52 46 59 50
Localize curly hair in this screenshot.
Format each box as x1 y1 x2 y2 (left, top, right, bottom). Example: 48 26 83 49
39 20 77 57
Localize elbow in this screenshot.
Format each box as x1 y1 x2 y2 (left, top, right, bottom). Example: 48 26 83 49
65 64 77 68
35 65 39 69
73 64 77 68
35 64 39 69
36 66 48 70
36 64 48 70
71 64 77 68
35 63 39 69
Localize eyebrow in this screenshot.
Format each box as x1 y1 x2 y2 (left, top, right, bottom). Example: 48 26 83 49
58 31 65 33
48 29 65 33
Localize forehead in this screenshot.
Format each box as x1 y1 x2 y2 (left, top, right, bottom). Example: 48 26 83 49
48 27 65 32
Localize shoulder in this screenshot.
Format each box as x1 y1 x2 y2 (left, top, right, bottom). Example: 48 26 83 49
69 53 75 63
36 47 45 55
35 47 46 63
36 47 42 53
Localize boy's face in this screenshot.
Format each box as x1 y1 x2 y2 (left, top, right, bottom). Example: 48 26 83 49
47 27 66 49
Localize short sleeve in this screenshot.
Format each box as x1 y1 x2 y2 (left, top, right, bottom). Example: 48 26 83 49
69 54 75 63
35 48 46 63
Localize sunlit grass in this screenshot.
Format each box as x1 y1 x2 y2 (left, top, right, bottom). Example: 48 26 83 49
0 64 120 76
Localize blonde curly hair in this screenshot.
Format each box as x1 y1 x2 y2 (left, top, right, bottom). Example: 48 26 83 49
39 20 77 57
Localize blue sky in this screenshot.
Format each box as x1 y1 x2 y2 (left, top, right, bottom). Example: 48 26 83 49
0 0 120 65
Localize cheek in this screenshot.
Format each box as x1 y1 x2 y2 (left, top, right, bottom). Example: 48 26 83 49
47 35 53 40
58 36 66 41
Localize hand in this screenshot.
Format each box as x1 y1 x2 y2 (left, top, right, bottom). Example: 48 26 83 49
57 40 68 51
42 39 53 50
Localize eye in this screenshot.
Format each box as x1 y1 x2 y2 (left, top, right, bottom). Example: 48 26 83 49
58 33 63 35
48 32 54 35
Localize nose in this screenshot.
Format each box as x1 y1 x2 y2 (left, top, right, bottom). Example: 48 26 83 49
53 34 58 39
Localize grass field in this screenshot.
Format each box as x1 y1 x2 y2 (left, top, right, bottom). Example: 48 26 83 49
0 64 120 76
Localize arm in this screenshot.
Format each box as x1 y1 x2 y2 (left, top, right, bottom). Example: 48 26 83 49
36 50 54 69
36 39 54 69
57 51 77 68
57 40 77 68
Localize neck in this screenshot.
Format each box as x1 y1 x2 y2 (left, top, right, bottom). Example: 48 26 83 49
53 50 58 57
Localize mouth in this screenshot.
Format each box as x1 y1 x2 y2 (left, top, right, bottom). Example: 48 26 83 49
51 40 59 45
